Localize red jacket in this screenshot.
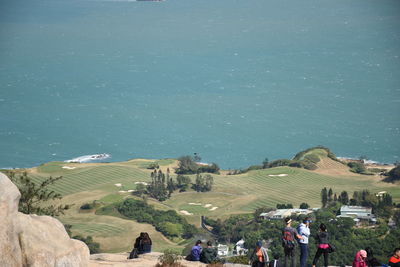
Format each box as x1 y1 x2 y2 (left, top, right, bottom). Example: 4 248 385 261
353 251 367 267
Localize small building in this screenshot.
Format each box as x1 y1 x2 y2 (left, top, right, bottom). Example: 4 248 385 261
217 244 229 257
259 209 313 220
337 205 376 225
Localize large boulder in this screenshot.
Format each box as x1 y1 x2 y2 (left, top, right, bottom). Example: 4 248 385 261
0 172 90 267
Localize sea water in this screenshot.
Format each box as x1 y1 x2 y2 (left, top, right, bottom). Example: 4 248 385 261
0 0 399 169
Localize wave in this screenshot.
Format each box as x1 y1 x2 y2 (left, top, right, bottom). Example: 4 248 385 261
64 153 111 163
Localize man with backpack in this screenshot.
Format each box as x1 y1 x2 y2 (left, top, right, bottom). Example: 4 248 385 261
282 217 304 267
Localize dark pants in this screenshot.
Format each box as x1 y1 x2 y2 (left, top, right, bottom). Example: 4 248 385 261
284 247 296 267
299 243 308 267
312 248 328 267
252 261 266 267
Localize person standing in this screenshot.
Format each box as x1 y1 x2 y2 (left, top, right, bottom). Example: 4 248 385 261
298 217 311 267
249 241 269 267
312 223 330 267
389 248 400 267
353 250 367 267
282 218 303 267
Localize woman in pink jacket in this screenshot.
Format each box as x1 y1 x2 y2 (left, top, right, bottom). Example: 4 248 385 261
353 250 367 267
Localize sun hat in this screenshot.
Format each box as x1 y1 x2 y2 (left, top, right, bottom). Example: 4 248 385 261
360 250 367 258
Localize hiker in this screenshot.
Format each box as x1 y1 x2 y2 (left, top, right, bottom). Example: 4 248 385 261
282 218 303 267
128 232 146 259
298 217 311 267
249 241 269 267
312 223 330 267
189 240 203 261
268 254 282 267
200 241 218 264
353 250 368 267
138 232 152 254
389 248 400 267
365 247 381 267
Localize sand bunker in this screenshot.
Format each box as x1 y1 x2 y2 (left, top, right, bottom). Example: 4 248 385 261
210 207 218 211
114 183 122 187
188 203 202 206
118 190 127 193
204 204 212 208
135 182 148 186
268 174 288 177
180 210 193 215
127 190 135 193
62 166 76 170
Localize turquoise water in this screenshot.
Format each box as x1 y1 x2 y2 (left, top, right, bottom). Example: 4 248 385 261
0 0 399 169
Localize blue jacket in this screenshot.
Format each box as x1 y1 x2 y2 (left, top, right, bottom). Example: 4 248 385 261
191 245 202 261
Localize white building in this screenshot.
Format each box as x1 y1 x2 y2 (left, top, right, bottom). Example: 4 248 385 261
234 239 248 255
337 205 376 224
259 209 313 220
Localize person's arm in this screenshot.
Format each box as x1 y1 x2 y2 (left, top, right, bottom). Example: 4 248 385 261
294 228 303 240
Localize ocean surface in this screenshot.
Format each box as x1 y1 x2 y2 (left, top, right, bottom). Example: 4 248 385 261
0 0 399 169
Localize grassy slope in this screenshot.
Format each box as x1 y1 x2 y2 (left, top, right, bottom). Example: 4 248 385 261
11 153 399 253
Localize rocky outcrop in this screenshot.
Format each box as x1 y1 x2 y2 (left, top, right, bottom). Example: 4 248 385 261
89 252 250 267
0 172 90 267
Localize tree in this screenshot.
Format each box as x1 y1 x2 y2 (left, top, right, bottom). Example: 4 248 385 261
262 158 269 169
73 235 100 254
8 171 70 216
175 155 199 174
135 183 146 197
339 191 349 205
299 203 310 209
328 188 333 202
384 165 400 182
204 174 214 191
193 153 202 162
176 174 191 192
321 187 328 208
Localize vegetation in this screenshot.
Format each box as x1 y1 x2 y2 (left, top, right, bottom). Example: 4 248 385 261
276 203 293 209
155 249 186 267
383 165 400 183
5 171 70 216
193 173 214 192
116 198 197 239
72 235 101 254
347 162 373 175
175 155 219 174
204 198 399 266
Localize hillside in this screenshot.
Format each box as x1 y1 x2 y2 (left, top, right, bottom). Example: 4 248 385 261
3 149 399 253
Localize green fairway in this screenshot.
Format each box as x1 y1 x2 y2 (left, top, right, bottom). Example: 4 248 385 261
8 153 398 253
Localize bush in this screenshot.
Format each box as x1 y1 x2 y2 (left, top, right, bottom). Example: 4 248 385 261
73 235 100 254
226 255 249 264
268 159 292 168
147 162 160 169
155 249 186 267
80 203 94 210
304 154 320 163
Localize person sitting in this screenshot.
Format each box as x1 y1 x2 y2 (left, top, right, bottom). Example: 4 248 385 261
189 240 203 261
389 248 400 267
138 232 152 254
200 241 218 263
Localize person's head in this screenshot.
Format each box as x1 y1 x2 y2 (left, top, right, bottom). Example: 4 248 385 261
284 217 292 225
319 223 327 232
140 232 146 238
195 240 202 246
143 232 150 239
256 241 263 248
359 250 367 259
207 241 212 247
393 248 400 258
303 217 311 226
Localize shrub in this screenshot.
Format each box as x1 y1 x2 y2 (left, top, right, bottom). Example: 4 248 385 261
147 162 160 169
73 235 100 254
155 249 186 267
80 203 94 210
268 159 292 167
304 154 320 163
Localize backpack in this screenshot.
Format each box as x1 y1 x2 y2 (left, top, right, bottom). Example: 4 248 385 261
128 248 138 259
282 229 295 249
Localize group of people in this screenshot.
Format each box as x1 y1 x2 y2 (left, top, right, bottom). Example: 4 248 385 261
187 240 220 264
249 217 400 267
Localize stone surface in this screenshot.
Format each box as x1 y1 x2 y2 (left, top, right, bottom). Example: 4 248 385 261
89 252 250 267
0 172 90 267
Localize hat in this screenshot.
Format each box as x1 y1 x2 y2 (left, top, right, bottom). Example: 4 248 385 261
256 241 263 247
360 250 367 258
